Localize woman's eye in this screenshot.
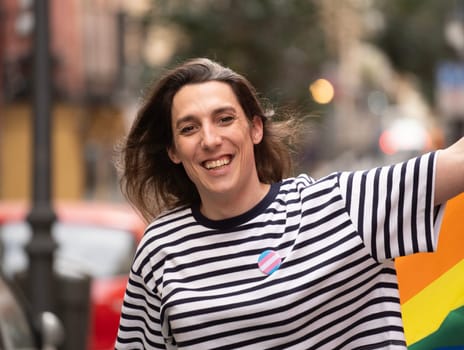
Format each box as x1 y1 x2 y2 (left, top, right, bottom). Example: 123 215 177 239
219 115 235 124
180 125 196 134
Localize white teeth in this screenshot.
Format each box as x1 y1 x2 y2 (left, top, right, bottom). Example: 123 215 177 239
204 158 230 169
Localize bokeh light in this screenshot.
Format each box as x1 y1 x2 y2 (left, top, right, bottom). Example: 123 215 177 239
309 78 334 104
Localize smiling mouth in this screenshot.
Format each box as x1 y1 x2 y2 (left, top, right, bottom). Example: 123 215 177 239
203 157 231 170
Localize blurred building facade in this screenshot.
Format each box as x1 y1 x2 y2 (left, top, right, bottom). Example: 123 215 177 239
0 0 139 201
1 0 449 200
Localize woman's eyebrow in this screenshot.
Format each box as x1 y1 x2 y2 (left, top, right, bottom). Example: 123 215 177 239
212 106 237 115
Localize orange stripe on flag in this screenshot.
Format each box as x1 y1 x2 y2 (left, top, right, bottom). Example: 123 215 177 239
396 193 464 304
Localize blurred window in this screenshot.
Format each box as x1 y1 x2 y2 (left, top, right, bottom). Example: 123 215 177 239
0 222 136 278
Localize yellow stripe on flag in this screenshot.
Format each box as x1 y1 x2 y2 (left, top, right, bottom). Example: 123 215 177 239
401 259 464 345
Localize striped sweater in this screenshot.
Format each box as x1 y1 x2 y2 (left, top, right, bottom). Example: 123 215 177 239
116 152 445 349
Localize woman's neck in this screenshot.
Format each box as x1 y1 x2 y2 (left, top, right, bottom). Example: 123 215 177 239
199 182 271 220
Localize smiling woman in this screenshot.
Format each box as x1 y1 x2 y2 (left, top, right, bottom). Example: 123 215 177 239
115 58 464 350
117 58 298 223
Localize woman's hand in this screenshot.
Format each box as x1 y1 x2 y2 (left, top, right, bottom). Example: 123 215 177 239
435 137 464 205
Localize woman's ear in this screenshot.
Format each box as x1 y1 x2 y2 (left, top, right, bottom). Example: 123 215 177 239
167 146 181 164
251 116 264 144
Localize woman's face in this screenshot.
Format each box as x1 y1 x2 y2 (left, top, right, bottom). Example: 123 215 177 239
168 81 263 205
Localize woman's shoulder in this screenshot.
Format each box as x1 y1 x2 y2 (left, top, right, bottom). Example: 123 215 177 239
281 173 314 187
281 173 340 190
144 205 193 237
131 206 194 272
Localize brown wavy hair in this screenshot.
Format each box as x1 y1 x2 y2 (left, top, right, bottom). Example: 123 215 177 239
117 58 300 222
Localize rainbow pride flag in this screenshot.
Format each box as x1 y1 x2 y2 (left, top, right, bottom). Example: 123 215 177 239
396 193 464 349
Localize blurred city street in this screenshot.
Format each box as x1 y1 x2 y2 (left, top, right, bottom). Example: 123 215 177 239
0 0 463 349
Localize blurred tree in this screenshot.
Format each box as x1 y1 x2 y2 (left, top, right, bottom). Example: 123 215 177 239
137 0 464 109
143 0 331 114
371 0 459 103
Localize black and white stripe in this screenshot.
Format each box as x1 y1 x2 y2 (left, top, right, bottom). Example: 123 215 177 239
116 152 445 349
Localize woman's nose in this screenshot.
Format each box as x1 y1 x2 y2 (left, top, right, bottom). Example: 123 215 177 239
200 126 222 149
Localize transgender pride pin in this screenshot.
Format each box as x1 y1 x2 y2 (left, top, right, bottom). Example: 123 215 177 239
257 250 282 275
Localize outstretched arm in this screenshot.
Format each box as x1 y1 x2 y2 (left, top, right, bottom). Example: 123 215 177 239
434 137 464 205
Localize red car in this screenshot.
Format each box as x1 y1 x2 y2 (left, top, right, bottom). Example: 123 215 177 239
0 201 145 350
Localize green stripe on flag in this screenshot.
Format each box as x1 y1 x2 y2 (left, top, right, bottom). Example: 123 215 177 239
409 306 464 350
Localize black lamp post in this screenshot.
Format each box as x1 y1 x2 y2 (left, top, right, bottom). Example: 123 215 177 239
26 0 57 317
